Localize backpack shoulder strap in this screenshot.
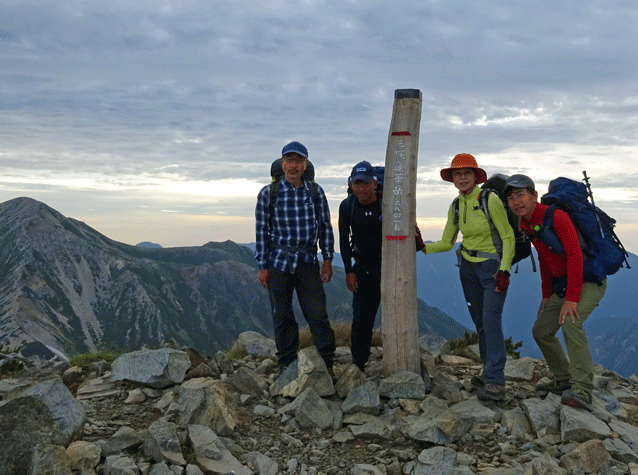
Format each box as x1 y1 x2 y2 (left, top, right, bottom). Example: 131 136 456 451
478 189 492 221
310 181 321 223
452 197 460 226
342 193 356 230
269 180 280 215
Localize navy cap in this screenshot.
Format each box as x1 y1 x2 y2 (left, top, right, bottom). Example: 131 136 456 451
505 174 536 194
350 161 376 183
282 141 308 158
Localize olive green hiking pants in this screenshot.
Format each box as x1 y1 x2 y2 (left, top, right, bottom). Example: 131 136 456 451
532 279 607 395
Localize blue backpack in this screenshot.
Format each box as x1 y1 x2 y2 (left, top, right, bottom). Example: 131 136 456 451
538 174 630 283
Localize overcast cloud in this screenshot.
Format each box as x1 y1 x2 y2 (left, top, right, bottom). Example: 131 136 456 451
1 0 637 250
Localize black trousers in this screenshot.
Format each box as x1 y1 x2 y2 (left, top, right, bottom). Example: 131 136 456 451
268 262 336 368
351 263 381 369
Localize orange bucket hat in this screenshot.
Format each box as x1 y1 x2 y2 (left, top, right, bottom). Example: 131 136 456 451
440 153 487 184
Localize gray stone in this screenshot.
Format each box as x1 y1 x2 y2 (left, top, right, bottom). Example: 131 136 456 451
559 439 610 473
342 380 381 415
244 452 279 475
148 462 173 475
188 424 222 461
0 378 86 475
27 444 72 475
524 453 567 475
335 364 367 399
429 381 463 403
560 405 611 443
155 391 175 413
178 377 238 436
268 360 299 396
594 389 629 418
232 331 276 356
193 429 252 475
501 407 532 440
349 419 393 440
214 351 234 374
124 388 146 404
504 357 536 381
278 387 333 429
103 455 139 475
608 382 638 405
110 349 191 388
228 366 269 396
449 397 499 424
142 420 186 465
413 446 457 475
254 404 276 417
609 420 638 452
185 465 205 475
407 410 472 445
603 438 638 464
102 426 143 456
351 463 384 475
334 429 356 443
66 440 101 471
280 347 335 398
378 371 427 399
520 396 561 436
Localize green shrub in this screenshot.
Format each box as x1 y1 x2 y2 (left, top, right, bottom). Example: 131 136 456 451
69 350 121 370
447 331 522 359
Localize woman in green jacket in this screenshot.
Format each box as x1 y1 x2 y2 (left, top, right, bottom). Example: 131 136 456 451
423 153 515 401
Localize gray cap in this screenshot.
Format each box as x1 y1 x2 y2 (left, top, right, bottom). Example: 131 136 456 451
505 174 535 194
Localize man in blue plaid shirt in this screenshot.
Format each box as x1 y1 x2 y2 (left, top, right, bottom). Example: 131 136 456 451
255 141 336 376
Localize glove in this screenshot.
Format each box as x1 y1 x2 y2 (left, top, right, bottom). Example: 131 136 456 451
495 270 510 293
415 224 425 252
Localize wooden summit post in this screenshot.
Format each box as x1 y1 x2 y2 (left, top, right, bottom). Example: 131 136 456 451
381 89 422 375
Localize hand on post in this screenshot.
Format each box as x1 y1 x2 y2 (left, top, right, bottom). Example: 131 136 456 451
415 224 425 252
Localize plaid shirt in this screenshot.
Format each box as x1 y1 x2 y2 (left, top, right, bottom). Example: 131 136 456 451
255 178 334 273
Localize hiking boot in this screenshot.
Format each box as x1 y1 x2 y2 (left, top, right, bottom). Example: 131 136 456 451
476 383 506 402
273 362 292 381
535 379 571 394
471 374 485 388
561 388 592 410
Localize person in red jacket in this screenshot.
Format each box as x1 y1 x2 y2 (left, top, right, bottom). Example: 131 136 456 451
505 174 607 410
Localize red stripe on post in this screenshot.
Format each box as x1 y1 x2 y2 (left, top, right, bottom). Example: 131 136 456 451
391 131 411 136
386 235 408 241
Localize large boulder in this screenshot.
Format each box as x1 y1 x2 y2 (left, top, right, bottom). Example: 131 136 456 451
110 348 191 388
178 377 239 436
0 378 86 475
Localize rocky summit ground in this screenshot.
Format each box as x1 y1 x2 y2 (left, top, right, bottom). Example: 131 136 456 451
2 334 638 475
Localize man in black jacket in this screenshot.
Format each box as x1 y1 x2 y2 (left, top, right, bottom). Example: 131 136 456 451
339 161 424 372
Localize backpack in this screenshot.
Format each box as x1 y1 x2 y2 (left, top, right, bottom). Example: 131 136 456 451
453 173 533 268
537 175 630 283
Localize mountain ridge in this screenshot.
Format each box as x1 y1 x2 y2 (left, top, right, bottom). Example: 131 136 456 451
0 196 465 360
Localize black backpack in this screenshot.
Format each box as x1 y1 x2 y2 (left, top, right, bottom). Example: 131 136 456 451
453 173 533 269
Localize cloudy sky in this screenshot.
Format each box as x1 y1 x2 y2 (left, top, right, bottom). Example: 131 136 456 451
2 0 637 253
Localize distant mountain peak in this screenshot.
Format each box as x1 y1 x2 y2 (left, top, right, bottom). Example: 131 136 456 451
136 241 163 248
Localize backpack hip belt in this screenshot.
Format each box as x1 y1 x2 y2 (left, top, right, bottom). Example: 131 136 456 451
456 243 500 268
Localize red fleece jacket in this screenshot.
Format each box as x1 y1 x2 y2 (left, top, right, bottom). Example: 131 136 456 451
520 203 583 302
